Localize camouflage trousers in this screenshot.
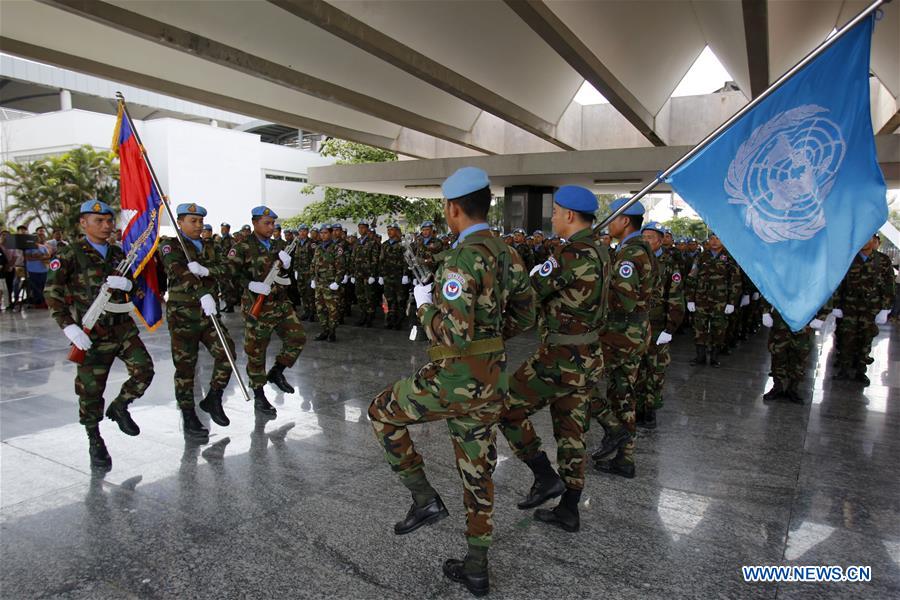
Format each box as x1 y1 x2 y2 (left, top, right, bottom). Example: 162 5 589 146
383 279 408 325
354 276 379 316
767 323 811 385
594 330 648 465
499 342 604 490
75 321 154 426
243 300 306 388
835 314 877 376
297 273 314 314
635 332 671 412
315 287 341 334
368 354 507 547
693 309 728 348
167 303 236 408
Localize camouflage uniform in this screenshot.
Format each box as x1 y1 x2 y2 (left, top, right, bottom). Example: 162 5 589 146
499 227 608 490
413 235 445 277
227 235 306 388
311 238 347 336
832 251 885 378
158 235 235 408
686 249 741 351
293 236 316 318
635 248 684 413
380 237 410 328
216 234 240 309
45 239 154 425
351 233 381 321
594 232 654 466
763 303 827 398
512 241 535 271
369 230 535 547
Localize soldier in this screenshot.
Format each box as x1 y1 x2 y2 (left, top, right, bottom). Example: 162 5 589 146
369 167 534 596
510 227 535 271
685 232 740 367
217 225 239 313
531 230 549 265
46 200 154 470
498 186 608 533
591 197 654 479
761 302 827 403
333 224 353 320
309 225 320 244
379 222 410 330
634 221 684 430
200 224 213 240
227 206 306 415
351 220 381 327
413 220 444 276
293 224 316 321
310 224 346 341
271 224 285 251
158 203 236 437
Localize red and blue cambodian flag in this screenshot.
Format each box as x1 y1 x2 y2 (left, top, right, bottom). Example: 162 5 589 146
112 102 163 331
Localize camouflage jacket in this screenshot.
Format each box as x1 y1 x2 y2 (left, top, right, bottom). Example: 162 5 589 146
606 233 655 327
419 230 534 352
216 234 235 256
832 252 885 317
380 238 408 282
512 241 535 271
414 236 444 274
158 235 223 306
351 234 380 278
311 239 347 285
292 238 316 277
226 235 291 308
45 239 135 330
530 227 609 343
532 242 550 265
686 249 741 311
873 250 895 310
271 237 287 252
649 248 685 334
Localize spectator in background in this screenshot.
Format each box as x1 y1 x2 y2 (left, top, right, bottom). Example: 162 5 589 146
24 227 52 309
0 230 14 309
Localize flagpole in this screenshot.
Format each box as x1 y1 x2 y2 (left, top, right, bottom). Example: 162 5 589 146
596 0 889 230
115 93 252 403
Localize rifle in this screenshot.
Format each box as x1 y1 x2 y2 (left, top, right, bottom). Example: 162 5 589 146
402 235 432 284
68 247 141 364
250 237 299 318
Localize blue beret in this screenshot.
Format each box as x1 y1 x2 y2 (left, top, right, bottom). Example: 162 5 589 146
532 230 544 236
320 223 332 230
442 167 490 200
388 222 400 229
358 220 369 226
176 203 207 217
642 221 665 235
310 225 319 232
220 222 230 227
79 200 114 216
241 224 251 231
251 206 277 218
334 223 344 230
554 185 598 213
608 197 645 216
420 221 434 228
513 228 525 235
202 224 213 231
274 224 282 230
297 224 309 231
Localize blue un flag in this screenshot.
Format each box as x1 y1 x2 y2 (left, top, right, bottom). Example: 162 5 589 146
667 15 887 332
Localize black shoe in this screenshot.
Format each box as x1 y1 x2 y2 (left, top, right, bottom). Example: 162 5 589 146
314 331 329 341
442 559 489 597
87 428 112 471
639 408 657 430
785 388 805 404
328 331 336 342
181 407 209 439
517 474 565 509
355 315 367 326
393 496 449 535
594 458 636 479
105 402 140 436
591 428 632 462
364 314 374 328
199 388 230 427
854 373 870 386
534 504 580 532
267 364 295 394
224 305 235 313
690 345 707 366
253 387 277 415
708 348 721 368
763 385 785 401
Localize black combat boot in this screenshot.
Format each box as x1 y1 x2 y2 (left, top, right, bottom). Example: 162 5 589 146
86 426 112 471
355 313 368 326
198 387 230 426
313 330 329 341
517 452 565 509
708 346 721 367
253 387 277 416
105 400 140 436
641 407 657 430
267 363 295 394
594 455 636 479
591 427 632 462
181 407 209 439
784 381 805 404
534 487 581 532
763 379 785 401
854 371 870 386
328 330 336 342
443 544 489 597
690 345 707 366
395 473 448 535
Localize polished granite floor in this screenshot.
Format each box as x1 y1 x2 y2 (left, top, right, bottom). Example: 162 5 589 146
1 308 898 599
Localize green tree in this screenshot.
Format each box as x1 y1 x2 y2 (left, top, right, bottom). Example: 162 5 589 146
663 216 708 240
283 139 443 231
1 145 119 238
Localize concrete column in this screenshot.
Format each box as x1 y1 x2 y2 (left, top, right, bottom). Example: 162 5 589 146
59 89 72 111
210 119 219 128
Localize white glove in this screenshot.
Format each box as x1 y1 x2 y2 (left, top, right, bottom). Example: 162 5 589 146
64 324 91 351
875 309 890 325
762 313 774 328
106 275 132 292
350 277 356 284
402 276 410 285
249 281 271 295
656 331 672 345
329 282 339 291
378 277 384 285
413 283 433 308
341 274 349 284
367 277 375 284
310 280 316 289
278 250 291 269
529 263 542 277
752 292 760 301
412 278 418 286
831 308 843 319
809 318 824 330
187 261 209 278
687 301 696 313
724 304 735 315
740 295 750 307
200 293 217 316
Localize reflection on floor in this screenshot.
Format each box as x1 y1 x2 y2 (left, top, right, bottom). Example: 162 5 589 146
2 309 898 599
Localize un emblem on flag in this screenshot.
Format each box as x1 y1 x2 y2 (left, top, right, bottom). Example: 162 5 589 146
726 105 845 243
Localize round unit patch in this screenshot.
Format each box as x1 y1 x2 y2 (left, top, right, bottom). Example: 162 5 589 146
538 259 555 277
442 272 465 301
618 260 635 279
49 258 61 271
672 271 682 283
161 245 172 255
227 248 237 258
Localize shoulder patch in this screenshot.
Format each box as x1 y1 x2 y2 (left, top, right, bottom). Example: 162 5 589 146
161 245 172 255
538 257 557 277
227 248 237 258
49 258 61 271
618 260 635 279
672 271 682 283
442 272 465 301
